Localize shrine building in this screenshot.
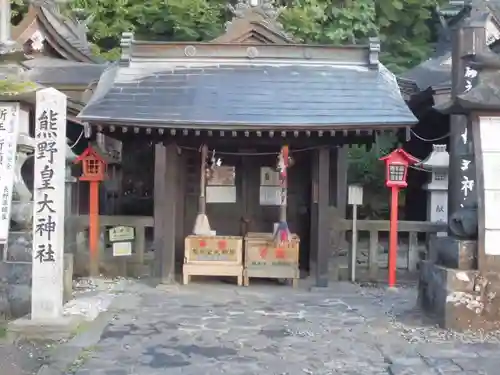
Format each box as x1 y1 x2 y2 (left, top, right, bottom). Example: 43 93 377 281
77 1 417 283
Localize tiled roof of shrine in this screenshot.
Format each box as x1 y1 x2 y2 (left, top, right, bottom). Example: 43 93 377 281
78 43 416 129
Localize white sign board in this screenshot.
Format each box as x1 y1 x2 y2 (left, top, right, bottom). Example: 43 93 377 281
32 88 67 320
482 153 500 190
479 117 500 255
348 184 363 206
0 103 20 244
113 242 132 257
259 186 281 206
206 186 236 203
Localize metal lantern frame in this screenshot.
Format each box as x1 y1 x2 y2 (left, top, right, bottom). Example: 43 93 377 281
380 148 419 188
74 146 107 182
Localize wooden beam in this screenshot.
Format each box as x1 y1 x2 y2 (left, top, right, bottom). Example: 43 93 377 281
154 143 167 279
336 146 348 218
309 150 319 276
315 147 330 287
154 142 179 283
163 143 179 282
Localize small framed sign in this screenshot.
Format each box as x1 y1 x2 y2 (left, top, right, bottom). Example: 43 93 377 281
108 226 135 257
109 226 135 242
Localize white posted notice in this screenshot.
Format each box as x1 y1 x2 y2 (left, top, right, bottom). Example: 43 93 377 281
0 103 20 245
32 88 67 320
479 117 500 255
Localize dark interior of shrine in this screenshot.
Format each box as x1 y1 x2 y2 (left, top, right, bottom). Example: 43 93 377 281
404 91 450 222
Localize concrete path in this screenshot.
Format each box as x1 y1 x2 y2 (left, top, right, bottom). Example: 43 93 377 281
65 280 500 375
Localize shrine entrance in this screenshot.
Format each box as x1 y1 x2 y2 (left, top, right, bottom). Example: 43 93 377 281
183 148 312 271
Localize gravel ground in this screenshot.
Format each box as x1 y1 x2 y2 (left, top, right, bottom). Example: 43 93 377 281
0 339 53 375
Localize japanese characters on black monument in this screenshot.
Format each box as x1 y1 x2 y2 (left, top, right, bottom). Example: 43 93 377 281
448 60 479 239
32 88 67 320
0 103 20 247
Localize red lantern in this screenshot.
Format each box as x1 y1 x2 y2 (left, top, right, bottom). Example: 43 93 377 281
379 148 419 288
379 148 419 188
74 146 107 276
74 146 106 182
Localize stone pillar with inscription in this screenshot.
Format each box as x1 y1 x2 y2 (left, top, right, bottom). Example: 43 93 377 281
31 88 67 321
444 17 481 257
418 145 449 237
0 103 20 253
419 9 500 331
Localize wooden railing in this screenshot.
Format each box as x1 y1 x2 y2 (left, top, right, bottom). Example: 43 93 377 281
66 214 446 281
332 219 447 279
66 215 154 276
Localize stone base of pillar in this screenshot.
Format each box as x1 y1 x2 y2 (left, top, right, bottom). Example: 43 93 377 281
429 236 476 269
419 260 500 331
7 314 83 342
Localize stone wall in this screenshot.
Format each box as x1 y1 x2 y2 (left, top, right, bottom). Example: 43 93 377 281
0 232 73 319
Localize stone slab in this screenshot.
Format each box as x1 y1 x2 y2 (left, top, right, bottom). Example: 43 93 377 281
7 314 83 342
419 261 500 331
429 236 476 269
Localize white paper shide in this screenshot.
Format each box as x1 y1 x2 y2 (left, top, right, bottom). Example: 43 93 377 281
32 88 67 320
0 103 20 244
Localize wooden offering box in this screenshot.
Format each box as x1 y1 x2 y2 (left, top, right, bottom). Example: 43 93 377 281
243 232 300 287
183 235 243 285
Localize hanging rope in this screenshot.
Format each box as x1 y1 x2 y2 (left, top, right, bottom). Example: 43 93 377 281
179 144 336 156
409 164 431 173
68 130 84 149
410 129 450 142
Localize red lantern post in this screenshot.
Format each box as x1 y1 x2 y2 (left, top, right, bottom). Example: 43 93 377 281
74 146 107 277
379 148 419 288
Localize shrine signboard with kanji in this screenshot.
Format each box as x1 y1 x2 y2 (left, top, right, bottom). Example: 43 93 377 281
243 232 300 287
244 233 299 267
0 103 20 246
185 236 241 263
31 88 67 320
183 235 243 286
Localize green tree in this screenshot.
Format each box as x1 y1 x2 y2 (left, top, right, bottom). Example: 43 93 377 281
11 0 28 25
58 0 445 71
64 0 227 60
279 0 446 72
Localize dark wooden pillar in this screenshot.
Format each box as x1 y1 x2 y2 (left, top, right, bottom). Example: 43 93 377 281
309 151 319 275
335 146 348 217
175 153 186 264
315 147 330 287
327 146 348 280
153 142 178 283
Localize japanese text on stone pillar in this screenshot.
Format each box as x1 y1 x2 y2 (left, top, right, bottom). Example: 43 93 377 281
0 103 20 244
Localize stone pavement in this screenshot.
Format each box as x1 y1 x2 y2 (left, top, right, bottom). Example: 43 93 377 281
0 339 51 375
65 280 500 375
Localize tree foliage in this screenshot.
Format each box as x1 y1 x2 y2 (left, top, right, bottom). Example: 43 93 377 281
60 0 227 60
279 0 445 72
36 0 447 72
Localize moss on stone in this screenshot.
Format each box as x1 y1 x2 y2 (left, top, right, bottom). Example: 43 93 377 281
0 78 36 96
